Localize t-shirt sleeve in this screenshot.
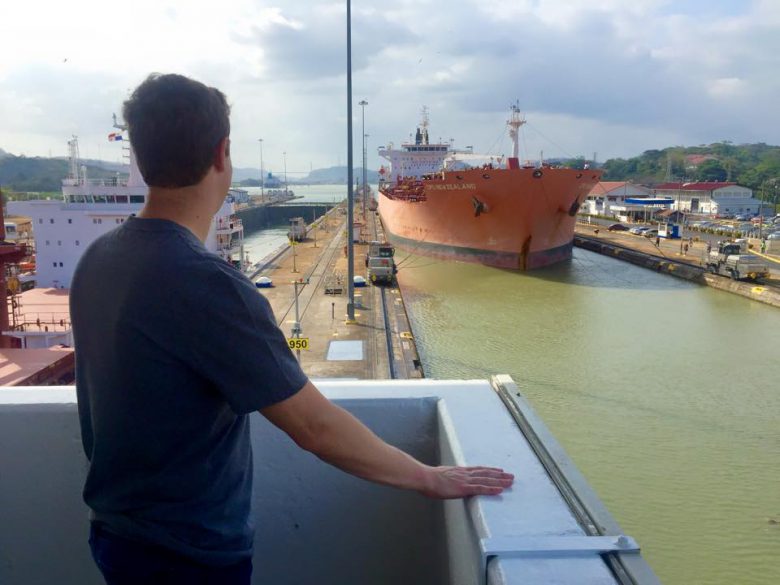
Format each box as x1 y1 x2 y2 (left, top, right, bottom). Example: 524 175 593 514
183 264 309 415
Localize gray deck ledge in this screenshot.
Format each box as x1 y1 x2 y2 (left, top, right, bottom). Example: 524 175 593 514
0 378 659 584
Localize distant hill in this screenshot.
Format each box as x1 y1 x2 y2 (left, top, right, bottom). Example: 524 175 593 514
0 154 125 193
300 166 379 184
0 148 10 160
236 166 380 185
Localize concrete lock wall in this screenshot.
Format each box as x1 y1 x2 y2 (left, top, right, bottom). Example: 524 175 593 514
0 393 449 585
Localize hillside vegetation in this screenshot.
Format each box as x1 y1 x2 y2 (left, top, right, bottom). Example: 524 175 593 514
2 143 779 200
601 142 780 198
0 155 121 193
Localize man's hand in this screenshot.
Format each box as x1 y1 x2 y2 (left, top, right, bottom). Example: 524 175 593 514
419 465 514 499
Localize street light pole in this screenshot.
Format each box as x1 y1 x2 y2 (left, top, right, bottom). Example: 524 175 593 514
359 100 368 220
345 0 356 323
259 139 265 198
292 279 302 361
283 151 288 196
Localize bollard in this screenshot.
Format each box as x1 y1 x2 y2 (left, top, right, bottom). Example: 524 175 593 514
332 302 335 320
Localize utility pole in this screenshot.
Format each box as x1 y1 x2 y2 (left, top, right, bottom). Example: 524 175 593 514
677 178 686 255
283 151 288 196
292 279 303 361
359 99 368 220
258 139 264 200
345 0 356 323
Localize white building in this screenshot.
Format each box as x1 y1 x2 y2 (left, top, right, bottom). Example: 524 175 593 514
651 182 762 216
583 182 655 219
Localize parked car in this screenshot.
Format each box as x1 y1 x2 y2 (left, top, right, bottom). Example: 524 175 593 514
629 226 650 235
643 228 659 238
767 232 780 240
607 223 629 232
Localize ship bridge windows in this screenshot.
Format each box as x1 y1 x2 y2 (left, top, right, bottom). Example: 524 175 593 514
130 195 145 204
115 195 128 204
94 196 107 204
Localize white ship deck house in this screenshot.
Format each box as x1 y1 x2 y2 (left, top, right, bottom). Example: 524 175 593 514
652 181 762 216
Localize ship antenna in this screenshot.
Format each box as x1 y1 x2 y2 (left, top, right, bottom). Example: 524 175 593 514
112 113 127 131
419 106 430 145
507 101 526 159
67 136 81 183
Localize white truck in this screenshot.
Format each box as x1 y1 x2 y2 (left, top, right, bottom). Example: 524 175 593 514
287 217 307 242
706 242 769 281
365 241 397 285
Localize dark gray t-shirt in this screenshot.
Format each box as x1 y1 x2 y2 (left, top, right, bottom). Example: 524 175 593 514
71 216 307 566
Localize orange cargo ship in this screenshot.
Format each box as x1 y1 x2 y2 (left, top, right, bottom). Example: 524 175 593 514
377 107 602 270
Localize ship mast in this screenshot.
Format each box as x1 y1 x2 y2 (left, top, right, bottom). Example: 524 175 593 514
113 113 144 187
67 136 80 184
507 102 526 160
419 106 430 145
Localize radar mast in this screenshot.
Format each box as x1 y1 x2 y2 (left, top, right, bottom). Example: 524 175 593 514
507 102 526 160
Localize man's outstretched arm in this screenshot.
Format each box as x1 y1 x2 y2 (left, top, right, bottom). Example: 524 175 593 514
260 381 514 499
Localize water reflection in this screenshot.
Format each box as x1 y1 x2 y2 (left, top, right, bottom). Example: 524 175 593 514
397 247 780 585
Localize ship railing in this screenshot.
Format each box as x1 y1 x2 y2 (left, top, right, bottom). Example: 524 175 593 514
62 178 130 188
386 180 426 202
215 218 243 235
9 312 71 332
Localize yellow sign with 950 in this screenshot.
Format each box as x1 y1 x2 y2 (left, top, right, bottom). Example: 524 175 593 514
287 338 310 351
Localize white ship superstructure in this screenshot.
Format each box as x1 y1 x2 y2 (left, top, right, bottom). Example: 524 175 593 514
8 120 244 288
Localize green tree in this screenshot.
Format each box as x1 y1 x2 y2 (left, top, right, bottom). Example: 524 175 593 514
695 159 728 181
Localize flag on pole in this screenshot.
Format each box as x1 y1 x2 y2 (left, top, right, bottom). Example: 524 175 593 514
108 133 123 142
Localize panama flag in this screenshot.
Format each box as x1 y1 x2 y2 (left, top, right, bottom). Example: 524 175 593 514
107 133 123 142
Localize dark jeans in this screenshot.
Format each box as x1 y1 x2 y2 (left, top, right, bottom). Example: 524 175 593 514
89 523 252 585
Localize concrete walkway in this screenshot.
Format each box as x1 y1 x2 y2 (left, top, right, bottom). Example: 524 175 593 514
251 206 421 380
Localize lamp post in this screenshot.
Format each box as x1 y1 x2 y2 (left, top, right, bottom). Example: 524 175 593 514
258 139 264 200
359 100 368 219
345 0 355 323
283 151 288 196
677 179 685 255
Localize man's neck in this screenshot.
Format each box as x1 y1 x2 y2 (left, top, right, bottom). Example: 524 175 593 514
139 185 219 242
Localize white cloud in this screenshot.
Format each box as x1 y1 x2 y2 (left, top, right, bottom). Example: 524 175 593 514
0 0 778 173
707 77 747 98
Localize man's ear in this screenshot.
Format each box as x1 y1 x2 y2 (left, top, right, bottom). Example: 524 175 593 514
214 137 230 172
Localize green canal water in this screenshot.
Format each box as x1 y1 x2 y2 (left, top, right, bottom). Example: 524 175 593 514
396 248 780 585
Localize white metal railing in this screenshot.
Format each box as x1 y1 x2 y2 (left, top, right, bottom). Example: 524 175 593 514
63 178 129 187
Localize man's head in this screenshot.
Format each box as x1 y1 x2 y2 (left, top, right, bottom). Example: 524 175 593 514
123 74 231 188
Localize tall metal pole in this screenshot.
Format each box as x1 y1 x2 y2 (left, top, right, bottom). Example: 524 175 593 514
346 0 355 323
359 100 368 219
759 181 765 241
258 139 264 200
283 151 288 196
292 280 302 361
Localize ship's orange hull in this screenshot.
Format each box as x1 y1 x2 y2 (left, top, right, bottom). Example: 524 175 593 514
378 167 601 270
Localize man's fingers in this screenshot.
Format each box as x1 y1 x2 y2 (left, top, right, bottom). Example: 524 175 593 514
462 467 514 479
465 485 505 496
467 476 514 487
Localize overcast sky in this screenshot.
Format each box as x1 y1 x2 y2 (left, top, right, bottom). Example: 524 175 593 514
2 0 779 177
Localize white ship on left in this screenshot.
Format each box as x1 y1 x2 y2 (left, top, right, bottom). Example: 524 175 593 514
8 117 245 288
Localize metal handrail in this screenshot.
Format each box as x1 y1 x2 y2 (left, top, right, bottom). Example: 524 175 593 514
490 375 661 585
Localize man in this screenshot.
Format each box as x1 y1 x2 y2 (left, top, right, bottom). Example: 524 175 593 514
70 73 513 585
